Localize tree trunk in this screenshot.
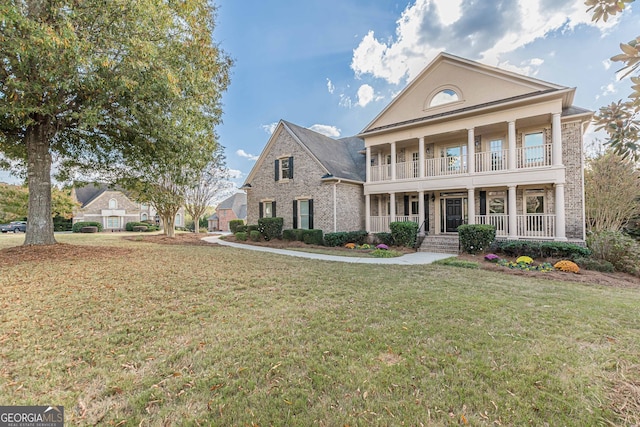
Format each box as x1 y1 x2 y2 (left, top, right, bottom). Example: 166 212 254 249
193 215 200 234
163 214 176 238
24 122 56 246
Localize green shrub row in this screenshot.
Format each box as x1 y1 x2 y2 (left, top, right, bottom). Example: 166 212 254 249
283 229 324 245
458 224 496 254
574 256 615 273
324 230 368 247
72 221 103 233
125 221 159 232
390 221 419 248
374 232 394 246
490 240 591 259
229 219 245 233
249 230 261 242
235 231 247 241
258 217 283 241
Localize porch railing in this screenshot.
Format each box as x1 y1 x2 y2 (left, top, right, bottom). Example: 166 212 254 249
474 214 509 236
516 214 555 238
370 216 390 233
370 164 391 182
517 144 552 168
396 160 420 180
475 150 508 173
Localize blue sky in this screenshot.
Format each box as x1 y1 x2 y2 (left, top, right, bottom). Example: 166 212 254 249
1 0 639 194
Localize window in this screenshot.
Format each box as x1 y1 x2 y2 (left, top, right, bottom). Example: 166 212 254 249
489 139 504 170
260 201 275 218
489 197 505 214
275 157 294 181
524 132 545 165
526 194 544 214
412 152 420 177
141 213 148 221
443 145 467 172
107 216 120 229
109 198 117 209
429 89 459 107
175 213 182 226
140 203 148 210
293 199 313 229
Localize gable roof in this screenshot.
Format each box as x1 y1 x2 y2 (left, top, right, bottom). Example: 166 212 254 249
73 184 117 208
217 192 247 219
361 52 581 136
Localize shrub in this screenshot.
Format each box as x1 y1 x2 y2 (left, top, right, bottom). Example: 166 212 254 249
346 230 369 245
324 230 368 247
132 225 148 232
235 224 248 233
80 226 98 233
72 221 103 233
484 253 500 262
371 248 402 258
247 224 259 233
126 221 152 232
376 244 389 250
458 224 496 254
302 229 324 245
490 240 590 259
229 219 245 233
258 217 283 241
249 230 261 242
574 256 615 273
554 260 580 273
587 231 640 276
282 229 297 241
516 256 534 265
235 231 247 241
390 221 419 247
374 232 395 247
345 243 356 249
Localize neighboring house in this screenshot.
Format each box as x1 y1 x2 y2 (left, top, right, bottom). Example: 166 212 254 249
71 184 185 230
243 120 366 232
244 53 592 247
207 213 219 232
216 192 247 231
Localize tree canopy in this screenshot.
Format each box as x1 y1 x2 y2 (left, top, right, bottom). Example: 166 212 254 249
0 0 231 244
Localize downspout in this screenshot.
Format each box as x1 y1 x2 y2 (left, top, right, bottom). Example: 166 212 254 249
333 180 341 232
581 120 591 241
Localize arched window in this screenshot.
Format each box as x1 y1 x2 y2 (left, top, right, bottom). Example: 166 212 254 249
175 213 182 226
429 88 459 107
141 213 148 221
108 198 117 209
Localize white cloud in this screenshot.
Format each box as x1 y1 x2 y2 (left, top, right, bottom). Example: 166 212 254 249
602 59 612 70
236 149 259 161
351 0 611 86
227 168 243 179
308 124 341 138
496 58 545 77
326 78 335 94
261 122 278 134
339 93 353 108
357 84 375 107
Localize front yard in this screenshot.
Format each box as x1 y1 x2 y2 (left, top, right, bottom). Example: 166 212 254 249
1 233 639 425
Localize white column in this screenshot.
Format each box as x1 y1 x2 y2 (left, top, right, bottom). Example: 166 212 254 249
418 137 425 178
508 185 517 238
365 146 371 182
418 190 425 235
389 192 396 224
467 188 475 224
390 142 397 181
365 194 371 232
508 121 516 170
555 183 567 241
552 113 562 166
467 128 475 174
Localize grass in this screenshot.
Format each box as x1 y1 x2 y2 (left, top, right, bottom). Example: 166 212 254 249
432 256 480 269
1 233 639 425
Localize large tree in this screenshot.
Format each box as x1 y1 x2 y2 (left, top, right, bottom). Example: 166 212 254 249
585 150 640 232
587 0 640 160
0 0 231 245
0 183 77 223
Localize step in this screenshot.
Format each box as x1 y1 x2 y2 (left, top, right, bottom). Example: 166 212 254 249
418 235 459 254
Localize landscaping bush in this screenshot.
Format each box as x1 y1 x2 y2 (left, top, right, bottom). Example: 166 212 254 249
370 248 402 258
324 230 368 247
72 221 103 233
258 217 283 241
346 230 368 245
490 240 590 259
235 231 247 241
574 256 615 273
587 231 640 276
229 219 245 234
249 230 261 242
458 224 496 254
554 260 580 273
235 224 248 233
80 226 98 233
282 229 297 241
247 224 259 233
302 229 324 245
374 232 395 247
390 222 418 247
132 225 148 232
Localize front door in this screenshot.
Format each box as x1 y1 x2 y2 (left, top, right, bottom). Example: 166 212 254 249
445 198 463 232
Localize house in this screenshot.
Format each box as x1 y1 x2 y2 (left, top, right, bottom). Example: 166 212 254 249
243 120 366 232
244 53 592 249
71 184 185 230
207 213 219 232
215 192 247 231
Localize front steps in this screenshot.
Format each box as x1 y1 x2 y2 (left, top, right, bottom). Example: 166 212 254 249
418 234 459 254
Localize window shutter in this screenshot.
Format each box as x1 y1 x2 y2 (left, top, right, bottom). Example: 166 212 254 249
424 194 429 232
259 202 263 219
309 199 314 229
292 200 298 229
275 159 280 181
479 191 487 216
403 195 409 216
288 156 294 179
272 201 276 218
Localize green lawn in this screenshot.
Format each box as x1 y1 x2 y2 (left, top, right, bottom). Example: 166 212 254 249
1 233 639 425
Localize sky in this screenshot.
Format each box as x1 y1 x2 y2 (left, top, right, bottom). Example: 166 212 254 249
1 0 639 197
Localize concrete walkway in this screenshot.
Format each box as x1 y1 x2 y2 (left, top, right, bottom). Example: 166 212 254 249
201 235 455 265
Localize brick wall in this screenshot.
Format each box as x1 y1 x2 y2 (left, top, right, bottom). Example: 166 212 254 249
562 121 585 240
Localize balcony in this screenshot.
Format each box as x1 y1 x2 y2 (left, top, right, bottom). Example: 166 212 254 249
369 144 553 182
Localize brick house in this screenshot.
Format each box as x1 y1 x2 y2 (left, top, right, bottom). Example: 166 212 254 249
71 184 185 231
244 53 592 248
243 120 365 232
215 192 247 231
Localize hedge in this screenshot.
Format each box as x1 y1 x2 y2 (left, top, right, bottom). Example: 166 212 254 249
489 240 591 259
458 224 496 254
235 231 247 241
258 217 283 241
390 221 419 247
72 221 103 233
125 221 158 232
374 232 395 247
229 219 245 233
282 229 323 245
324 230 368 247
249 230 261 242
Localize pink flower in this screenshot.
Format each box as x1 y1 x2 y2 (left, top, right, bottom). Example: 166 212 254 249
376 244 389 250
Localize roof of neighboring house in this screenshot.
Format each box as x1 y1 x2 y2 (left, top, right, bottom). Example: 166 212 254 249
217 193 247 220
207 213 219 221
282 121 366 182
73 183 124 208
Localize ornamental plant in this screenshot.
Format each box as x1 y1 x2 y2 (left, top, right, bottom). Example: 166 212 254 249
345 243 356 249
484 253 500 262
554 260 580 273
516 256 534 264
376 244 389 250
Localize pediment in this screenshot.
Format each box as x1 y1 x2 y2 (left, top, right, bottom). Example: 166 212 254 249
363 52 565 132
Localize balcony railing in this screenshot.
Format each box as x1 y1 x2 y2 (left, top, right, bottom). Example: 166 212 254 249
475 149 508 173
370 164 391 182
474 214 508 236
396 160 420 180
425 155 466 177
517 144 552 168
516 214 555 238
